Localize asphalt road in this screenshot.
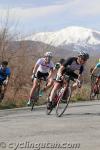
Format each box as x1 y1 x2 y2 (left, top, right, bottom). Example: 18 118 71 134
0 100 100 150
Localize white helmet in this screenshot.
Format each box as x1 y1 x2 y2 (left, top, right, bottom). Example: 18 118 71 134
44 51 53 57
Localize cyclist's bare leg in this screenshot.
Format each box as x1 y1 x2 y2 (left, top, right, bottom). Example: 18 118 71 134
49 81 61 102
72 80 82 91
43 78 54 92
3 84 7 92
29 78 38 100
62 82 69 99
96 77 100 85
72 82 77 91
0 85 5 100
94 77 100 93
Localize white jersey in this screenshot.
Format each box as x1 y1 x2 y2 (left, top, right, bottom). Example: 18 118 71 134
36 58 54 73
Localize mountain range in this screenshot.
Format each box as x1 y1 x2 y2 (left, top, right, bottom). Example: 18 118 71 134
24 26 100 56
25 26 100 46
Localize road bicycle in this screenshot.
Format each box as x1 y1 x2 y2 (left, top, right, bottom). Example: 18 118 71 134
90 75 100 100
31 77 47 111
46 75 77 117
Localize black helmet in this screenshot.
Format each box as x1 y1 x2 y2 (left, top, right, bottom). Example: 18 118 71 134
78 52 89 61
59 58 65 65
2 61 8 66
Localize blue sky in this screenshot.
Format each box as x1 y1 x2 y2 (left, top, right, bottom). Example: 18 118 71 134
0 0 100 34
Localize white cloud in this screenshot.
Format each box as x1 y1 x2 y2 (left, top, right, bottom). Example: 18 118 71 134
0 0 80 20
69 0 100 16
0 0 99 22
0 4 65 20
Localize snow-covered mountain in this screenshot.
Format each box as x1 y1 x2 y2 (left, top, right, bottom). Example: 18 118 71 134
25 26 100 47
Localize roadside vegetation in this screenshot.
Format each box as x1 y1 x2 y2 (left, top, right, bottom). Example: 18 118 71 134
0 16 99 109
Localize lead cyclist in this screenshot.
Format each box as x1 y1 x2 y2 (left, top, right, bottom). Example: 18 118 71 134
47 52 89 109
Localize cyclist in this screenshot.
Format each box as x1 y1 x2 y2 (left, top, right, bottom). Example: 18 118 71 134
37 59 65 97
27 52 54 105
0 61 11 101
53 58 65 79
91 58 100 95
44 58 65 91
55 59 65 70
48 52 89 109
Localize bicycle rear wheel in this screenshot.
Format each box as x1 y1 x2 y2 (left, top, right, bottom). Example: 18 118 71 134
96 88 100 100
31 99 35 111
31 87 39 111
90 90 95 100
56 87 71 117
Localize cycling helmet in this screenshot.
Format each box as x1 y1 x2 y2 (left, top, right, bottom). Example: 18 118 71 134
55 63 61 70
44 51 53 57
78 51 89 61
59 58 65 65
1 61 8 66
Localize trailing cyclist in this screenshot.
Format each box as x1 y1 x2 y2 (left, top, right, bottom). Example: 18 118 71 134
91 58 100 96
47 52 89 109
54 58 65 71
45 58 65 97
50 58 65 87
0 61 11 102
27 52 54 105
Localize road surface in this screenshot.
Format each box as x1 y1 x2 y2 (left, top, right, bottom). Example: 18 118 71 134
0 100 100 150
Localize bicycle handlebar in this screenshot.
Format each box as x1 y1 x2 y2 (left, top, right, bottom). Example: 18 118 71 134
91 74 98 78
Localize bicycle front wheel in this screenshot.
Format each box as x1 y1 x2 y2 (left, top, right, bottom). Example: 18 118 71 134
56 87 71 117
31 99 35 111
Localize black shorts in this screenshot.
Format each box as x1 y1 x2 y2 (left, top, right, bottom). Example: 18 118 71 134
35 71 49 81
56 69 78 83
65 69 78 81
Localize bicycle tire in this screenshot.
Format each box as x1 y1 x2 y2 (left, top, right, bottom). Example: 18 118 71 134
31 100 35 111
90 90 94 100
96 86 100 100
56 87 71 117
31 85 40 111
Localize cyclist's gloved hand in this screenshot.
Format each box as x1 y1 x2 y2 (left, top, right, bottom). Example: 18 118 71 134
76 79 82 88
76 79 83 88
31 74 35 81
3 80 8 85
